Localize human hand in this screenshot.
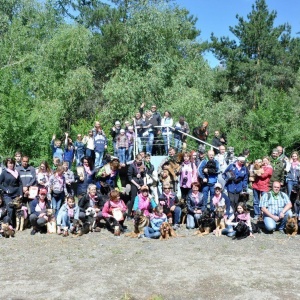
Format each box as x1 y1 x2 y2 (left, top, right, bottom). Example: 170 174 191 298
203 178 208 183
159 201 165 206
203 168 208 173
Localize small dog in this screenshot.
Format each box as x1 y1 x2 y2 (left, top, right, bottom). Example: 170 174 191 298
1 222 15 238
233 221 250 240
194 211 216 236
72 219 91 236
215 206 226 237
12 197 28 231
125 210 150 238
85 207 97 232
46 209 56 234
285 216 298 237
159 222 177 240
179 198 187 225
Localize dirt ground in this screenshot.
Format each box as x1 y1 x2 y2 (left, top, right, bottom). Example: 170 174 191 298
1 220 299 300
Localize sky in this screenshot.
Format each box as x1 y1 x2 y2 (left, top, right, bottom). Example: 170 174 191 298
175 0 300 67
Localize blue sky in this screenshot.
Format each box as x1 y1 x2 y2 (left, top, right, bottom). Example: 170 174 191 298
175 0 300 67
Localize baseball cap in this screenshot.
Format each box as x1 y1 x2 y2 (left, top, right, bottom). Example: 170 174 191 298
115 121 121 125
214 183 223 189
120 129 125 133
39 188 47 195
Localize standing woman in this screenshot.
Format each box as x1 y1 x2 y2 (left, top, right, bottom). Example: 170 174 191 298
49 165 67 218
286 151 300 200
127 154 146 219
252 156 273 220
179 152 198 200
64 132 75 169
161 111 173 155
74 134 86 167
0 158 23 224
76 156 95 197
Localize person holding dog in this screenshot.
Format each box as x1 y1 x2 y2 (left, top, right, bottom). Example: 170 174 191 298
186 182 206 229
259 181 292 234
29 188 51 235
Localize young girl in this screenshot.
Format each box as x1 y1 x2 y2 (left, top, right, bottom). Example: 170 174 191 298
102 190 127 233
36 161 52 190
222 202 254 238
56 196 80 236
141 206 167 239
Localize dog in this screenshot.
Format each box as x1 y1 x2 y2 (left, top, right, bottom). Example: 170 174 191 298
286 216 298 237
214 206 226 236
85 207 97 232
233 221 250 240
46 209 56 234
12 196 28 231
249 160 264 182
125 210 150 238
1 222 15 238
72 219 91 236
159 222 177 240
193 211 216 236
178 198 187 225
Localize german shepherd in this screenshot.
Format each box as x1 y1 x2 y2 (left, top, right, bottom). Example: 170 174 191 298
193 211 216 236
125 210 150 238
215 206 226 237
12 197 27 231
286 216 298 237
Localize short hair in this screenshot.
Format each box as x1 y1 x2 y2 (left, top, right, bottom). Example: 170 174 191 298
191 182 200 189
87 184 97 193
109 190 120 201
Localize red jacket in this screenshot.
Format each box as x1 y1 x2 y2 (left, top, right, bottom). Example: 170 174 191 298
252 165 273 192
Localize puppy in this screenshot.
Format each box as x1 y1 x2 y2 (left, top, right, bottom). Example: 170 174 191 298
12 197 28 231
72 219 90 236
286 216 298 237
215 206 226 237
46 209 56 234
234 221 250 240
194 211 216 236
125 210 149 238
159 222 177 240
1 223 15 238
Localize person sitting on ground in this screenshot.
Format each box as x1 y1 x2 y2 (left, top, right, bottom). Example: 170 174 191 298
211 182 232 217
56 195 80 236
29 188 51 235
133 185 157 217
78 184 105 232
158 183 181 230
186 182 206 229
101 190 127 233
259 181 292 234
222 202 254 238
141 205 167 239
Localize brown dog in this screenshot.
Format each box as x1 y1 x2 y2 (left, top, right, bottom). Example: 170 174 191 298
1 223 15 238
125 210 150 238
215 206 226 237
159 222 177 240
193 211 216 237
12 196 28 231
286 216 298 236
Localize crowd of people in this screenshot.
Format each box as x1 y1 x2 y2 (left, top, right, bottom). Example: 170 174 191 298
0 103 298 239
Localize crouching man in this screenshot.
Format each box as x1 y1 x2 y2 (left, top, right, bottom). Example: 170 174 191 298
259 181 292 234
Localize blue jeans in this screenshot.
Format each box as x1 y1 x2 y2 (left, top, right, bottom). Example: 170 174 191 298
113 141 118 157
75 153 84 166
95 151 104 168
57 211 72 228
186 213 202 229
253 189 266 217
174 138 182 153
287 180 298 199
118 147 126 164
162 135 171 154
173 206 182 224
146 132 154 155
263 210 292 231
222 225 236 237
137 136 143 153
52 193 64 218
144 226 161 239
202 184 215 211
126 145 133 162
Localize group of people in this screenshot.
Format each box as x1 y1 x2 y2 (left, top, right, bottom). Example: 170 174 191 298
0 103 298 239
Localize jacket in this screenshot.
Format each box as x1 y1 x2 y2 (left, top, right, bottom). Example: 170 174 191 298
0 169 23 198
198 159 220 185
252 165 273 192
186 191 206 214
78 192 105 212
223 163 248 194
102 199 127 218
30 198 51 217
16 165 36 187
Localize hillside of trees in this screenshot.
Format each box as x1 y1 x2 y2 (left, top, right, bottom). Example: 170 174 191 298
1 0 300 162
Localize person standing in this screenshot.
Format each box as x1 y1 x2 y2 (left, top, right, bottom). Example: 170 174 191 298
110 120 121 157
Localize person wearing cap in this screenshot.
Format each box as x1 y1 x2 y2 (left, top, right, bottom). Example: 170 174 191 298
212 182 232 216
116 128 128 166
269 148 285 189
29 188 51 235
223 156 248 211
111 120 122 157
133 185 157 217
252 156 273 220
198 150 220 211
94 127 107 169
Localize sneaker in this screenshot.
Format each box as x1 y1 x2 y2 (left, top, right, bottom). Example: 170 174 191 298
138 234 145 239
94 227 101 232
31 229 37 235
278 229 285 234
173 224 180 230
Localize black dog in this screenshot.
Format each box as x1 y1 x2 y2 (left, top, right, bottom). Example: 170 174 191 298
233 221 250 240
194 210 216 236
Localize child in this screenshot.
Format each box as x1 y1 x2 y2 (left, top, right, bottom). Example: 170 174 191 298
102 190 127 233
222 202 254 238
56 196 79 236
141 205 167 239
